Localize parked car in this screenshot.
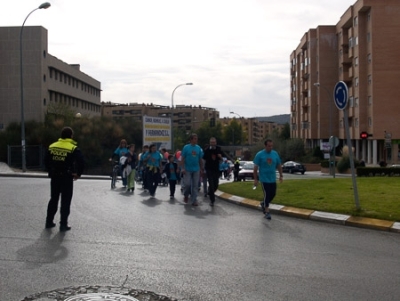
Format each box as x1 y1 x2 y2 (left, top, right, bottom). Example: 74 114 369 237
239 160 251 170
237 162 255 181
282 161 306 174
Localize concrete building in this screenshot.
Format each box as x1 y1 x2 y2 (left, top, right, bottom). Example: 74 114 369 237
290 0 400 165
0 26 101 130
101 102 219 132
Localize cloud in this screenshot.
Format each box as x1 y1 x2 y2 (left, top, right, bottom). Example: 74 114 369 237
2 0 354 118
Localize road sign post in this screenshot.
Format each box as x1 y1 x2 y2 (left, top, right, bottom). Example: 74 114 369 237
329 136 339 178
334 81 360 210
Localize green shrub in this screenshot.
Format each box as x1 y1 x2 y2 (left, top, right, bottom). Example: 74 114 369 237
320 160 330 168
337 156 350 173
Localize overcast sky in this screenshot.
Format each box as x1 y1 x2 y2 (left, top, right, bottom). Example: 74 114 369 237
2 0 354 118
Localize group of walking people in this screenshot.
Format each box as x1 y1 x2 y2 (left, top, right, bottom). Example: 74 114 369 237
44 126 283 233
109 134 284 219
109 134 227 207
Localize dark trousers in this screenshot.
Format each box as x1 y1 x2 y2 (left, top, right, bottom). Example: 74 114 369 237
233 170 239 181
169 179 177 196
46 176 74 226
142 168 149 190
206 169 220 203
260 182 277 210
147 170 160 195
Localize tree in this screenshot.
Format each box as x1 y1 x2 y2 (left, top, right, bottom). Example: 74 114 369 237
279 123 290 140
223 119 243 145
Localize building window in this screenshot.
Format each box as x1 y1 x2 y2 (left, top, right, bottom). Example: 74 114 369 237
355 118 359 127
368 75 372 85
43 74 46 82
354 57 358 66
354 16 358 26
43 50 46 58
349 96 354 107
355 97 359 107
355 77 359 87
355 36 358 46
367 32 371 43
367 53 372 63
367 12 371 21
368 117 372 127
368 95 372 105
43 98 46 106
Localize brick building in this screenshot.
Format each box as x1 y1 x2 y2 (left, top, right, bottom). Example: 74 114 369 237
290 0 400 165
101 102 219 133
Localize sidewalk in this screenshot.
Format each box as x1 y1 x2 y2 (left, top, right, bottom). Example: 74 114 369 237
1 162 399 234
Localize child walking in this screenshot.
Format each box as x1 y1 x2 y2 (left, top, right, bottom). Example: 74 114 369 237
163 155 180 199
126 144 137 193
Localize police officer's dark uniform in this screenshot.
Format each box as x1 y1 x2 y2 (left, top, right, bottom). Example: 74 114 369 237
45 127 84 232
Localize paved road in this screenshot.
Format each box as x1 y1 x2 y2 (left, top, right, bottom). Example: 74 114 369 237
1 177 400 301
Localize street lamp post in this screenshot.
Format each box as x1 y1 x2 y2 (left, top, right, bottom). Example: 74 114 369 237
230 111 242 146
229 111 242 118
314 82 335 177
20 2 51 172
170 83 193 152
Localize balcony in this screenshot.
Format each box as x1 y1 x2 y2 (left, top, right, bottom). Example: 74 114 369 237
348 66 354 78
302 81 308 92
301 97 309 107
347 107 354 117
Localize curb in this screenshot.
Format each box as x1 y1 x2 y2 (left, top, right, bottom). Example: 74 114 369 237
215 190 400 234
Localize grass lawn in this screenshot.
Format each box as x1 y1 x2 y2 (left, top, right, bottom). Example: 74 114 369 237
218 177 400 222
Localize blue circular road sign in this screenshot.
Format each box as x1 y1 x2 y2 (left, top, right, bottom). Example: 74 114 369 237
334 81 348 110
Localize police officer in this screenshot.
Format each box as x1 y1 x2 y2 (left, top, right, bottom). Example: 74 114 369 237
45 127 85 232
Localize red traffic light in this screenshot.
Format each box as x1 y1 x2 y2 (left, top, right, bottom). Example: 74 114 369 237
360 131 368 139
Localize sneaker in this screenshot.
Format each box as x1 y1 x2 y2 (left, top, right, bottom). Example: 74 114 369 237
192 202 199 206
60 225 71 232
170 195 174 199
265 212 271 220
260 203 266 214
45 222 56 229
184 196 188 203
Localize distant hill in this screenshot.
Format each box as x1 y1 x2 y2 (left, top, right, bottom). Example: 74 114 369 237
256 114 290 124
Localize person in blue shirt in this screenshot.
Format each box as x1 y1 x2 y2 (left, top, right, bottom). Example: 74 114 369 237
109 139 129 187
142 144 162 197
181 133 204 206
253 139 283 220
163 154 180 199
138 145 149 191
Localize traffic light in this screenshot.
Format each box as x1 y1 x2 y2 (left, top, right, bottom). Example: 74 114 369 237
360 131 368 139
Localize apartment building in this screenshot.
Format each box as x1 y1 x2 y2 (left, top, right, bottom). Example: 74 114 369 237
0 26 101 130
101 102 219 132
220 117 284 145
290 0 400 165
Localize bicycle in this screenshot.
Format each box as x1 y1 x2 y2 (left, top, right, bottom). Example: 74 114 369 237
111 160 119 189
